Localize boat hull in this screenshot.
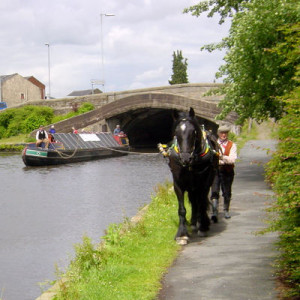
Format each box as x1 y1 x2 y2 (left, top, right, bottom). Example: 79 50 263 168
22 132 129 166
22 147 128 166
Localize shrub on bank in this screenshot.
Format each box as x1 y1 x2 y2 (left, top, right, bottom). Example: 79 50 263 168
0 103 95 140
52 102 95 123
0 144 24 152
0 106 54 139
265 88 300 298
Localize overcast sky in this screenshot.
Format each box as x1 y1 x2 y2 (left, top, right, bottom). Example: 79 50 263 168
0 0 230 98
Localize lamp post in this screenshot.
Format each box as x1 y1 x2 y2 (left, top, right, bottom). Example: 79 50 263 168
45 43 51 99
100 13 115 91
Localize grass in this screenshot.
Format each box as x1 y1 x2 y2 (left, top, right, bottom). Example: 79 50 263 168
0 134 31 145
0 134 34 152
53 183 185 300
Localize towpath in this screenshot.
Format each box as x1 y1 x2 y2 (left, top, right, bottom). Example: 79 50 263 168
158 139 278 300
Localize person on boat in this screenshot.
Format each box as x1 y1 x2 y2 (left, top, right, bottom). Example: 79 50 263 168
48 125 56 142
210 125 237 220
36 125 50 149
49 125 56 134
72 127 78 134
114 125 121 135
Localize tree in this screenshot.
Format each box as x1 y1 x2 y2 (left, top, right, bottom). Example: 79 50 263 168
186 0 300 124
169 50 189 85
216 0 299 123
183 0 247 24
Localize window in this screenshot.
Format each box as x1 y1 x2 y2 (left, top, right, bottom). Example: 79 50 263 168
21 93 25 100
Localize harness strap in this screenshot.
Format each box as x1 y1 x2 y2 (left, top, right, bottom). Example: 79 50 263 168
199 142 210 157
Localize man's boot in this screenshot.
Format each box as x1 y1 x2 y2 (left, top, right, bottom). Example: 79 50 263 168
211 199 219 223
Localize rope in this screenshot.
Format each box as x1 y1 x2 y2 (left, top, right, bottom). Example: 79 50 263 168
53 147 79 159
93 144 159 156
49 143 158 159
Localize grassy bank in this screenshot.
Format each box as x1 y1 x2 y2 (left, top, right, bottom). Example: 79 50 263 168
53 183 182 299
0 102 95 152
0 103 94 140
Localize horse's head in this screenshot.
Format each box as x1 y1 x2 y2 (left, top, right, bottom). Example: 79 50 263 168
173 107 201 167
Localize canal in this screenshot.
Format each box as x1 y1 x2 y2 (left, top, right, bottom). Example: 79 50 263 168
0 153 171 300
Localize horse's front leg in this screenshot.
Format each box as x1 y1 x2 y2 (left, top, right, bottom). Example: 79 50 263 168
197 190 211 237
188 190 199 233
174 183 189 245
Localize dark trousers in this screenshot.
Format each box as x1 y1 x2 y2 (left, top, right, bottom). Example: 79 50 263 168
211 167 234 211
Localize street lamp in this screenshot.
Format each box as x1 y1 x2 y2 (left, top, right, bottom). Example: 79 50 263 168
100 13 115 91
45 43 51 99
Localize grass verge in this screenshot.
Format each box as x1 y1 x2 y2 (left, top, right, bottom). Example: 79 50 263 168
0 134 34 152
52 183 184 300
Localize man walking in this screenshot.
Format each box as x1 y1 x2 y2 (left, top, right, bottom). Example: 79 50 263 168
211 125 237 221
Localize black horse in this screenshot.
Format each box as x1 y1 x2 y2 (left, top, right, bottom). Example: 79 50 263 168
166 108 218 244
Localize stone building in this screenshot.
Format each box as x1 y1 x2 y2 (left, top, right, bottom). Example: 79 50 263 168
0 73 45 108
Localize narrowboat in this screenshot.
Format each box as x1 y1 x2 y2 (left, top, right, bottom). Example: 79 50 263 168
22 132 129 166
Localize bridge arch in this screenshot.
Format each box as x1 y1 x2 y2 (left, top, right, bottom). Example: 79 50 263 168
50 92 237 148
102 93 224 147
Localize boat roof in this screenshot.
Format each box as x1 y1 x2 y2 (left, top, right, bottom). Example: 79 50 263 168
52 133 122 150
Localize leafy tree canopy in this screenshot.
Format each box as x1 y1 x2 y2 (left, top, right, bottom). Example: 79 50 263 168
216 0 299 123
189 0 299 124
183 0 247 24
169 50 189 85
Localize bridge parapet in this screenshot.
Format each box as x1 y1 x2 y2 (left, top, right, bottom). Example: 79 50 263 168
16 83 223 115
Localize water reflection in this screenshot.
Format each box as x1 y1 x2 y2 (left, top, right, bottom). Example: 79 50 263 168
0 153 171 300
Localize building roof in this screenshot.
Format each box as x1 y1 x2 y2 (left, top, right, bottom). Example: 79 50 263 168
25 76 45 89
0 74 45 88
68 89 102 97
0 73 18 82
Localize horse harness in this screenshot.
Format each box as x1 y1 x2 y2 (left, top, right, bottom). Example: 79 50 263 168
158 128 219 170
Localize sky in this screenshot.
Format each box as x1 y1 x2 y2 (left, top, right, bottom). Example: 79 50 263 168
0 0 230 98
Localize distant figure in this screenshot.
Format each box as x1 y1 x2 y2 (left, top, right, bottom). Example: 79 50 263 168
72 127 78 134
114 125 121 135
49 125 56 134
36 125 49 149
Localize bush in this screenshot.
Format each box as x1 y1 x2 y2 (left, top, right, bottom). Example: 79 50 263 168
0 106 54 138
52 103 95 123
0 103 94 140
78 102 94 114
265 88 300 298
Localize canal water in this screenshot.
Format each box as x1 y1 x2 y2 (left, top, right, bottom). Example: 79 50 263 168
0 153 171 300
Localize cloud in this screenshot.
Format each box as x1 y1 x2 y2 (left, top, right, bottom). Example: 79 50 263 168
0 0 230 98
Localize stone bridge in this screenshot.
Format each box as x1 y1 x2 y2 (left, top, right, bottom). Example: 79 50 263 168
26 83 238 148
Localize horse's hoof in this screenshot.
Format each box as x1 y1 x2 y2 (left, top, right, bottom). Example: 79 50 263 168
211 215 218 223
176 236 189 245
198 231 208 237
